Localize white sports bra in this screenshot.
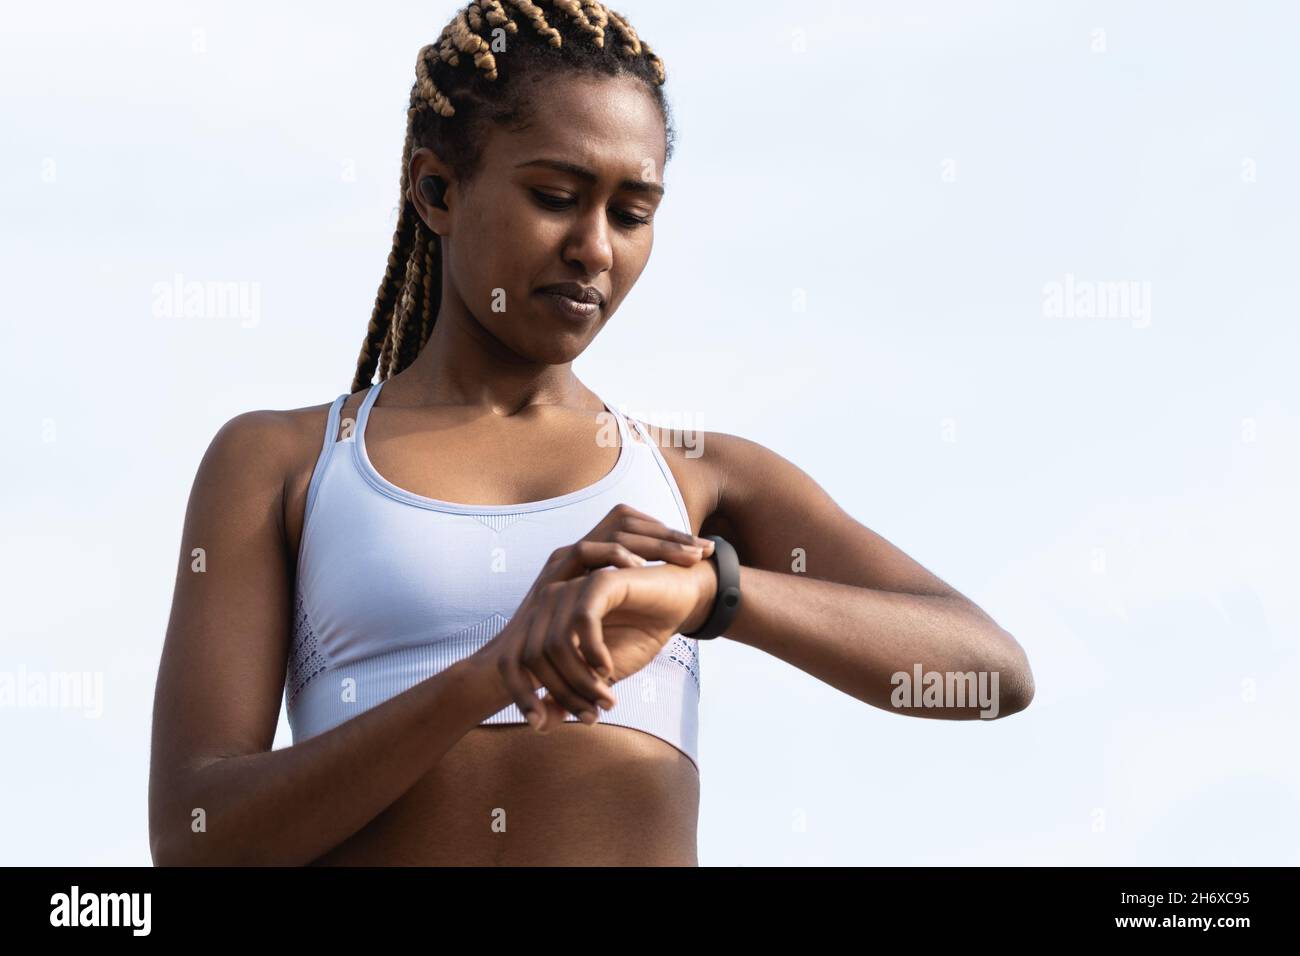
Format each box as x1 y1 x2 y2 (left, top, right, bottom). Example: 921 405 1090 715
283 379 702 771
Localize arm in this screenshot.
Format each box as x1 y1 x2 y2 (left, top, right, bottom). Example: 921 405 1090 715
691 431 1034 719
148 411 513 867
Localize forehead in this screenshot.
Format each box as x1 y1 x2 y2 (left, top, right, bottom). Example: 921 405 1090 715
487 73 666 174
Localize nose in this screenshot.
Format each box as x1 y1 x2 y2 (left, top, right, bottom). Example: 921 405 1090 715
562 203 614 276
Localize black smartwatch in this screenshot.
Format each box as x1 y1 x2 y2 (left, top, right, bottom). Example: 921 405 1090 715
681 534 741 640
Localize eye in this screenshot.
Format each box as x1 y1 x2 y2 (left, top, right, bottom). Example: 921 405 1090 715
531 189 574 210
530 190 653 229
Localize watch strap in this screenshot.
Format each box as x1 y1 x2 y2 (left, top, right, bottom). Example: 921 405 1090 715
681 534 741 640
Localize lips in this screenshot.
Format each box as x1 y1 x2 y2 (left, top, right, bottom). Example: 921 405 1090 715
537 282 604 306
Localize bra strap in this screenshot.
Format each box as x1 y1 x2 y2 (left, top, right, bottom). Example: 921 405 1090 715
355 379 385 442
322 392 348 447
302 392 349 532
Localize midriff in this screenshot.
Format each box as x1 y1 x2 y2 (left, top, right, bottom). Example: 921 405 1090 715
308 721 700 866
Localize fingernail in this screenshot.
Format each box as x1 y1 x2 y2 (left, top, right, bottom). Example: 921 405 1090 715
580 710 598 725
526 711 543 731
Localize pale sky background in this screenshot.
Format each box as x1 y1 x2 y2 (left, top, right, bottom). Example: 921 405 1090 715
3 0 1297 866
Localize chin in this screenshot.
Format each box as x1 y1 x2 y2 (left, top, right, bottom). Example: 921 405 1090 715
537 340 589 364
498 324 584 364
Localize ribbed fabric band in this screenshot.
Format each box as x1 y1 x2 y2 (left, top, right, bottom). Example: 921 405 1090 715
288 620 701 771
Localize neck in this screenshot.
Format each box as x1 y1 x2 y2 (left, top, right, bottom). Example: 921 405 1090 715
380 299 601 418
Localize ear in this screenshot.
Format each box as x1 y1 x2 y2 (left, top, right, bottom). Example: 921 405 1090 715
407 146 454 235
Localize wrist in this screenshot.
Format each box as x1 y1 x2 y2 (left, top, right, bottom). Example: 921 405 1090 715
448 651 514 727
680 556 718 635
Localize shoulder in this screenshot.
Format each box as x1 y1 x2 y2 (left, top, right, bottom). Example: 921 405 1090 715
205 400 334 472
193 398 348 512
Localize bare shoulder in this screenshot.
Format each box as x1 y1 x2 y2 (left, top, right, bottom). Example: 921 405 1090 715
275 397 349 461
204 400 335 485
192 397 350 552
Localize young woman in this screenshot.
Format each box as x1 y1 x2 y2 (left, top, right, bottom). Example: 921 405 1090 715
149 0 1034 867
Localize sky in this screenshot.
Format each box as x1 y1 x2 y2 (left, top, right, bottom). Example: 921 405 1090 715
2 0 1297 866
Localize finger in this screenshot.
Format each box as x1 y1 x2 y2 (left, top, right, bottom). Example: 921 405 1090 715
613 513 714 552
609 531 710 567
595 504 713 552
596 502 659 528
519 653 571 734
573 599 617 700
495 613 553 732
544 580 617 711
537 685 569 731
516 584 588 731
568 540 649 575
524 591 598 723
542 514 712 583
573 574 621 700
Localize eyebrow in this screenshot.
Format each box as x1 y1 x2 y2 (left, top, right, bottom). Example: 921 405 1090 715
514 158 665 197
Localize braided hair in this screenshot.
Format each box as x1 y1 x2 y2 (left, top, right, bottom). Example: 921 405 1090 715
350 0 675 392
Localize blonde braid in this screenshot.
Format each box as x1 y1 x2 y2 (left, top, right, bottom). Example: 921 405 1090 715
390 240 421 371
553 0 604 46
351 120 420 392
418 236 437 351
580 0 610 47
503 0 563 47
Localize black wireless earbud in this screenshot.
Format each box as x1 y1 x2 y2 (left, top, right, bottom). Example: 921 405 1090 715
419 175 448 210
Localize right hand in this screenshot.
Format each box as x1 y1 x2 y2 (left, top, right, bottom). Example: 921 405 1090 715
473 504 715 733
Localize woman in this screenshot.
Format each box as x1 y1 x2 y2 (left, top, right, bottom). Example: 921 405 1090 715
149 0 1034 867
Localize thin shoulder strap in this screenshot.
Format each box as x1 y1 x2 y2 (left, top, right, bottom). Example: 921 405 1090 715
620 408 658 447
595 396 632 450
625 414 650 443
302 393 348 531
321 393 348 449
355 379 385 439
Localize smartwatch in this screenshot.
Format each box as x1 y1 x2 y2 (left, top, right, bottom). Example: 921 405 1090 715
681 534 741 640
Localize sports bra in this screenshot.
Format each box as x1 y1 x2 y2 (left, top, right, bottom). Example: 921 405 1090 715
283 378 702 772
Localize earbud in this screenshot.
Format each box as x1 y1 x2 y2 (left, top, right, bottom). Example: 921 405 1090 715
419 175 448 210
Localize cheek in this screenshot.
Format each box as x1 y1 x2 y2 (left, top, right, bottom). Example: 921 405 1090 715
465 199 550 290
449 208 514 306
611 242 652 302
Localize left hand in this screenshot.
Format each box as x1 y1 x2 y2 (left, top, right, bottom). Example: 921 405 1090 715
516 558 718 731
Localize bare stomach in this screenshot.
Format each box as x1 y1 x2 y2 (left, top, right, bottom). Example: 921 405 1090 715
308 721 701 866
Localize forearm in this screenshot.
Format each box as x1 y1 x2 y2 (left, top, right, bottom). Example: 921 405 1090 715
152 654 512 866
720 566 1034 719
